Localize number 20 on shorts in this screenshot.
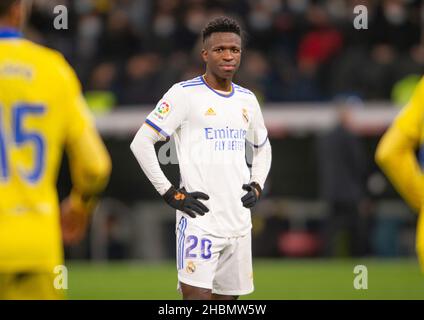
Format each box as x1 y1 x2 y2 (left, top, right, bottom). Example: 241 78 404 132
185 235 212 260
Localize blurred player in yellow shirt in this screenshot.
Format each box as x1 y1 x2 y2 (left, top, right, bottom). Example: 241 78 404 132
0 0 111 299
376 76 424 272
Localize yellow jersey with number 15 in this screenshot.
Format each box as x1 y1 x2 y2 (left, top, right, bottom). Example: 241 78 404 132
0 28 111 272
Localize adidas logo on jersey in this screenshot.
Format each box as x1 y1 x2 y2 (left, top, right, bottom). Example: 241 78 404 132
205 108 216 116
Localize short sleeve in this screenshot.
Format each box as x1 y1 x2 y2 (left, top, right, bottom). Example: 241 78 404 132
394 76 424 143
144 84 188 141
246 96 268 148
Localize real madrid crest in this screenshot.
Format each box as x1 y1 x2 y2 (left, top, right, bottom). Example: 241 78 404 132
186 261 196 274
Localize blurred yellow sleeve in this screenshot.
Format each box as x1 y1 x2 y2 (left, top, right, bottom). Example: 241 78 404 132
376 77 424 213
59 57 112 202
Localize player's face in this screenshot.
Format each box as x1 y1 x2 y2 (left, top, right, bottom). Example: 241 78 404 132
202 32 242 80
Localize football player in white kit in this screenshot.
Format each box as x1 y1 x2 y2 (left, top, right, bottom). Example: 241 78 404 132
131 17 272 300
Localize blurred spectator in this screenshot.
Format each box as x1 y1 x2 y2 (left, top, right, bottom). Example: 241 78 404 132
176 5 208 50
150 0 180 53
363 44 397 99
246 0 279 51
316 98 371 257
97 9 141 62
296 4 343 100
328 47 369 99
76 12 103 62
236 50 274 103
120 53 163 105
85 62 119 113
372 0 421 52
297 5 343 66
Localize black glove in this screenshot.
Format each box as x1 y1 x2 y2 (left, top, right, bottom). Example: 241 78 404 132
241 182 262 208
163 186 209 218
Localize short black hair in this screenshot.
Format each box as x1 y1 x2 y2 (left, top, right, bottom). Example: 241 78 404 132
0 0 18 17
202 16 241 43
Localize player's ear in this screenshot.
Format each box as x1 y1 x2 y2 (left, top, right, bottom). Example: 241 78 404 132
201 48 208 63
19 0 33 32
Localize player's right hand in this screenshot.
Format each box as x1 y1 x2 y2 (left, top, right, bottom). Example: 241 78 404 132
163 186 209 218
60 191 97 245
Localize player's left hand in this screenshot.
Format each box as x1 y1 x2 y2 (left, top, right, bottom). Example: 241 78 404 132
241 182 262 208
60 193 96 246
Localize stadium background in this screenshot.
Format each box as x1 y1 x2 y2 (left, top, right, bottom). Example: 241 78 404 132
26 0 424 299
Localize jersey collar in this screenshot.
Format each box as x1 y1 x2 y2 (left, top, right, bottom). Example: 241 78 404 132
201 75 235 98
0 28 22 39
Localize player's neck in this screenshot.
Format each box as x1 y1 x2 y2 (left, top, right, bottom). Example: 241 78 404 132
203 73 232 92
0 20 19 30
0 21 9 28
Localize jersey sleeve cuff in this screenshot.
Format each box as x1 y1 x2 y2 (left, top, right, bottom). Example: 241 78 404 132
246 136 268 148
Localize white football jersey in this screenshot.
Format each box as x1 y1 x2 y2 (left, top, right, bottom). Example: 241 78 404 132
145 76 268 237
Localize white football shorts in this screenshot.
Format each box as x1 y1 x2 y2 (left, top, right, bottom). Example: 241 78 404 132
176 216 254 296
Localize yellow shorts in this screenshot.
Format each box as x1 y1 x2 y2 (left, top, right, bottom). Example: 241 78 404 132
0 272 65 300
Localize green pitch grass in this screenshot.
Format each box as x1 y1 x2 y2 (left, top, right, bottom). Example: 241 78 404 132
66 258 424 300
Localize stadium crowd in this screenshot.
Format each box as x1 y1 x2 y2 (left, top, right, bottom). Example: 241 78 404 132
27 0 423 106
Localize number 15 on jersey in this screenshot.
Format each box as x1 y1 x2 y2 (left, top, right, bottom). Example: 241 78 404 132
0 104 46 183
